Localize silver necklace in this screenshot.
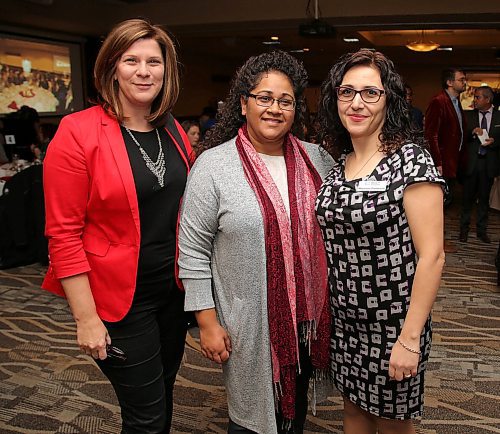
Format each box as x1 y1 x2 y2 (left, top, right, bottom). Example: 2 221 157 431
346 149 380 180
124 126 166 188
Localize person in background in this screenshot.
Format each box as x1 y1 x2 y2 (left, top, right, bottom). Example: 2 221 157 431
316 49 446 434
181 119 201 154
199 105 216 139
404 83 424 130
178 50 333 434
0 119 8 163
42 18 193 433
459 85 500 243
425 67 467 253
425 68 467 179
3 105 43 161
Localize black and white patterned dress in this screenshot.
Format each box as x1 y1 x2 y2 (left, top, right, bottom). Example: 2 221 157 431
315 143 445 420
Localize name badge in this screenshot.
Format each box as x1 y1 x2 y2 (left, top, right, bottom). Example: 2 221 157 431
357 180 388 192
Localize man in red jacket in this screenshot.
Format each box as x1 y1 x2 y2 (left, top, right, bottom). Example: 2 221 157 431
425 68 467 252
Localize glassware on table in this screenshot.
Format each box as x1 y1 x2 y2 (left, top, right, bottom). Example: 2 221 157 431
11 153 20 172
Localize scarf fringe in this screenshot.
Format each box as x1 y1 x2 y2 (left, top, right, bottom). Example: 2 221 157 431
312 367 331 382
308 369 332 417
273 380 293 432
280 417 293 432
299 320 318 347
274 368 332 427
274 381 283 408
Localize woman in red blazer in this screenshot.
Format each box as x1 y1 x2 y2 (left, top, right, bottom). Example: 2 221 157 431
42 19 193 433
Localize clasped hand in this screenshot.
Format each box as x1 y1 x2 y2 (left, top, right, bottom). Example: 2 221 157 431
199 323 232 364
76 315 111 360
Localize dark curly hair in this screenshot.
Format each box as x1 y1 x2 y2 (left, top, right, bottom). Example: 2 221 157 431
317 49 424 159
200 50 308 152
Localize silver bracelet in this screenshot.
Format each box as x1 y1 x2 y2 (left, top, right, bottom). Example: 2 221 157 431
397 337 421 355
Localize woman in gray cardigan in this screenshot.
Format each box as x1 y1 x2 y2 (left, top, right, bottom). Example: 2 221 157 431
178 51 333 434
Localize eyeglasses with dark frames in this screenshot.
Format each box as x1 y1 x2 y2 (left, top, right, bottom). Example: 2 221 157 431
335 86 385 103
247 93 296 111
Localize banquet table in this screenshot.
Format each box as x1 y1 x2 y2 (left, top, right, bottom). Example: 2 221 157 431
0 163 48 268
0 162 31 195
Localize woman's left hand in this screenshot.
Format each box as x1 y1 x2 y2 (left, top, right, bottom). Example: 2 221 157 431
388 339 420 381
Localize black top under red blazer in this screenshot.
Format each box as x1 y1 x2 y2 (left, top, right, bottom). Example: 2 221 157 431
42 105 194 322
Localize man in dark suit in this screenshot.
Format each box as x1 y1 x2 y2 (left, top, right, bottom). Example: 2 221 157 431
405 83 424 129
459 86 500 243
425 68 467 252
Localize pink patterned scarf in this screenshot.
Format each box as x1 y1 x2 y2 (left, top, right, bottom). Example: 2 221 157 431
235 125 330 423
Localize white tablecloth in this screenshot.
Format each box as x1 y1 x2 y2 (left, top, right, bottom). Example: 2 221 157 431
0 164 21 196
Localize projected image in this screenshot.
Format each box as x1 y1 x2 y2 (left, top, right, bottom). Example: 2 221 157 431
0 37 74 114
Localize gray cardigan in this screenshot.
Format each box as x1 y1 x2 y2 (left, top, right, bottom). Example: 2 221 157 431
178 137 333 434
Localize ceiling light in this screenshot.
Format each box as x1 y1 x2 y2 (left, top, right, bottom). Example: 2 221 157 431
303 48 310 52
343 37 359 43
406 30 440 52
271 36 279 41
262 41 280 45
437 47 453 51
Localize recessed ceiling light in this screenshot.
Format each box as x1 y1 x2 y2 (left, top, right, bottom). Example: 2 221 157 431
271 36 279 41
303 48 310 52
262 41 280 45
289 49 304 53
437 47 453 51
343 37 359 43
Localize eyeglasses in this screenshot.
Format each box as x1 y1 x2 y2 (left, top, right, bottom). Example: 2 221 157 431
335 86 385 103
454 78 467 83
247 93 296 111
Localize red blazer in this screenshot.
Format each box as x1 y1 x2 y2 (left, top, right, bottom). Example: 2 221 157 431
42 105 193 322
424 90 467 178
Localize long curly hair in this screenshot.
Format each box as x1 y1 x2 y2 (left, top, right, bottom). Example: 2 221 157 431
200 50 308 153
317 49 424 159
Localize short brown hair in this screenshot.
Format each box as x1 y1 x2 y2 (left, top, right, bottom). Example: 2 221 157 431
441 68 464 90
94 18 179 126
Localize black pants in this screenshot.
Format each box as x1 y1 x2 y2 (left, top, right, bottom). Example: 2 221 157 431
443 177 456 208
228 344 313 434
96 278 187 434
460 158 494 235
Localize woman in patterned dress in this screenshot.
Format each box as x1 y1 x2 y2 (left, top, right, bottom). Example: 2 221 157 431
315 49 446 433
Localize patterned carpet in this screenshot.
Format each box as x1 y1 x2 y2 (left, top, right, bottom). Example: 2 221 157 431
0 204 499 433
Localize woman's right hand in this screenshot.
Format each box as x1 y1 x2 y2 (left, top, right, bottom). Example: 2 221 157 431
195 308 232 364
199 323 232 364
76 314 111 360
60 274 111 361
